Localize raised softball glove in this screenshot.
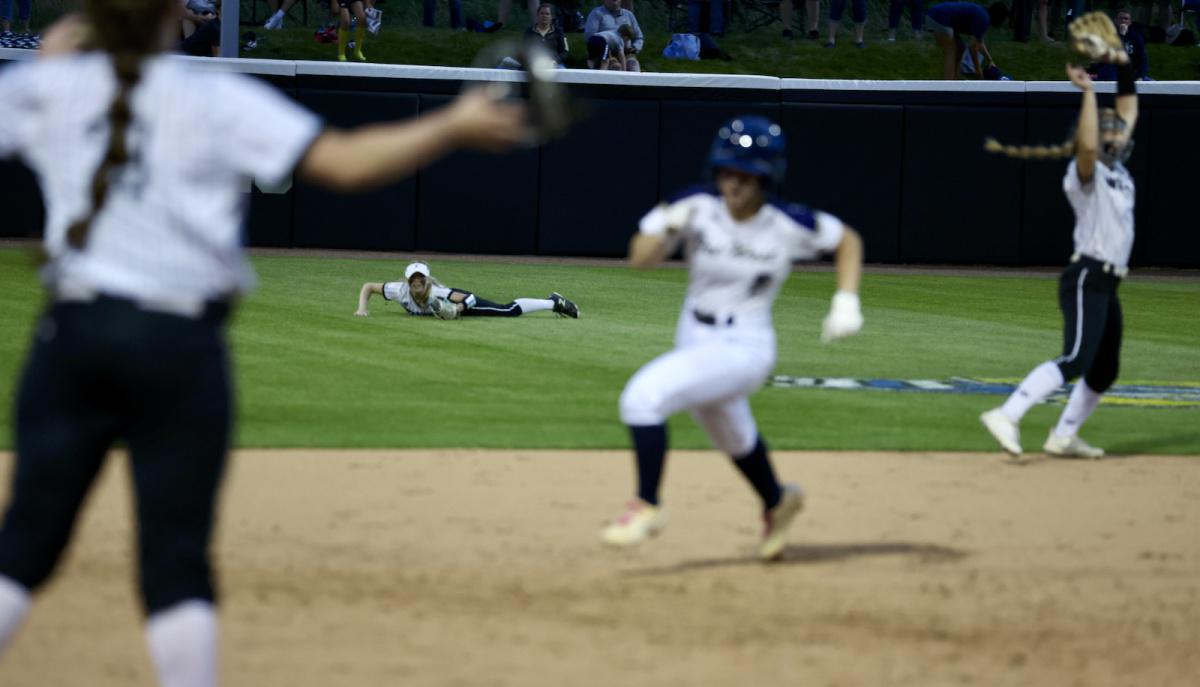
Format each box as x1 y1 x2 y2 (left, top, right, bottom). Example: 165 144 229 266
429 297 460 320
1068 11 1130 65
471 39 575 146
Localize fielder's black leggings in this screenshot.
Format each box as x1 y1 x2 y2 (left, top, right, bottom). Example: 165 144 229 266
463 297 525 317
0 297 231 615
1054 257 1124 393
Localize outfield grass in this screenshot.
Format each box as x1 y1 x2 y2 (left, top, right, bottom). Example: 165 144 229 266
1 249 1197 453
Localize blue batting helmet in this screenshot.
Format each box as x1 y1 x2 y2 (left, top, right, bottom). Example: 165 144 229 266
706 116 787 186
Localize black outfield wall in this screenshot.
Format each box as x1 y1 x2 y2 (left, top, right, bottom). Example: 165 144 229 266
0 52 1196 267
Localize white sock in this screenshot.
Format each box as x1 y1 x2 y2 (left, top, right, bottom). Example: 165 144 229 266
1054 380 1102 438
514 298 553 314
1000 361 1064 422
146 600 218 687
271 9 284 20
0 574 31 653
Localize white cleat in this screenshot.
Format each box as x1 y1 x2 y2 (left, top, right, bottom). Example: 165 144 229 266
263 14 283 30
761 483 805 561
601 500 665 546
1044 431 1105 459
980 408 1022 455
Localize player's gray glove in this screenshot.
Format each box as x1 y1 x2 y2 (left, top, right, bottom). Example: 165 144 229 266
429 297 460 320
821 291 863 343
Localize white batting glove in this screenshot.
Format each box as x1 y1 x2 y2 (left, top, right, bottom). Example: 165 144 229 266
821 291 863 343
662 198 697 234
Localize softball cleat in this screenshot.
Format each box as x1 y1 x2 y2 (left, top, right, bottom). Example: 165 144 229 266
550 292 579 319
1043 431 1105 459
601 500 665 546
980 408 1023 455
760 483 804 561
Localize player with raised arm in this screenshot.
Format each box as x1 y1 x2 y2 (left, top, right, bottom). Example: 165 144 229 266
601 116 864 562
0 2 530 684
980 13 1138 459
354 261 579 319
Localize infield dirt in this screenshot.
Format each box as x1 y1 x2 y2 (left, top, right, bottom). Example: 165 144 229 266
1 448 1197 686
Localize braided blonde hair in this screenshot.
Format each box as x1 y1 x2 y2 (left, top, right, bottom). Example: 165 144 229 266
64 0 175 250
983 137 1076 160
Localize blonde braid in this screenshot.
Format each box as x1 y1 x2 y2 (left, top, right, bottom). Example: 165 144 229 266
983 137 1077 160
66 0 174 250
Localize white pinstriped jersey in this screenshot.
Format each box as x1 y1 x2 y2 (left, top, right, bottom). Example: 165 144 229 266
639 185 844 327
0 54 321 300
382 281 452 315
1064 159 1135 268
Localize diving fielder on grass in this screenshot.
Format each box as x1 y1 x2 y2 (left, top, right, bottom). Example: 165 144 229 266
355 261 579 319
981 13 1139 459
601 116 865 561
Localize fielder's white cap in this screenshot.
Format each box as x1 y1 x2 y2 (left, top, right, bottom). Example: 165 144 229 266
404 262 430 279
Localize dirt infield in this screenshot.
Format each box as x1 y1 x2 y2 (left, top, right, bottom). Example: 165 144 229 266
1 449 1197 687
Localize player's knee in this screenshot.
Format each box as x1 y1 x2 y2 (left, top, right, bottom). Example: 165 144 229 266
138 527 215 615
619 382 666 426
1056 354 1093 382
714 429 757 457
1085 364 1118 394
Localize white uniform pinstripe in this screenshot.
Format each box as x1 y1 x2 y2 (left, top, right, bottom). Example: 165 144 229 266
620 187 844 456
0 54 321 303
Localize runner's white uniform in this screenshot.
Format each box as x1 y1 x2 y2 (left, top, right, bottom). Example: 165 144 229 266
620 185 845 456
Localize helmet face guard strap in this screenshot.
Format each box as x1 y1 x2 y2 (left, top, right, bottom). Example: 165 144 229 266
707 116 787 188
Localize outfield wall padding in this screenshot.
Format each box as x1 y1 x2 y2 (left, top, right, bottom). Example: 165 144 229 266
1 51 1198 268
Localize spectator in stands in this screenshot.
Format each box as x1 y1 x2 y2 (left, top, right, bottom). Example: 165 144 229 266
688 0 725 36
926 2 1000 79
0 0 31 34
887 0 925 40
336 0 369 61
426 0 464 29
527 4 569 64
181 0 215 39
779 1 823 41
497 0 538 29
179 1 221 56
1011 0 1057 42
1096 9 1149 79
825 0 867 47
1170 0 1200 41
584 0 643 70
262 0 299 29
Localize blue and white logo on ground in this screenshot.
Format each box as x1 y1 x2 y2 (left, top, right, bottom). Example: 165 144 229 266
766 376 1200 409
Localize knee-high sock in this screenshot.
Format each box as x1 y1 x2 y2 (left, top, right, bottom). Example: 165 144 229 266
514 298 553 314
146 600 218 687
355 26 366 56
0 575 31 653
337 28 348 59
1054 380 1103 438
731 435 782 510
630 424 667 506
1000 361 1065 422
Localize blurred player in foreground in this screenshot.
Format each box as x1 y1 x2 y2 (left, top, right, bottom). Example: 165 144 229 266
0 2 528 684
981 13 1139 459
602 116 864 561
355 260 579 319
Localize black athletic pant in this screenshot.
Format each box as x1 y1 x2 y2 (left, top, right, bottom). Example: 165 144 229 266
0 297 231 615
1054 257 1124 393
463 297 524 317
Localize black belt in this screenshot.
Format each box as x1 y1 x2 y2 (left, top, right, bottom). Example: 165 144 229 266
58 291 232 324
1070 253 1129 278
693 310 734 326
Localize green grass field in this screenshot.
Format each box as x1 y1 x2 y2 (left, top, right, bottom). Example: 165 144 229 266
1 248 1197 453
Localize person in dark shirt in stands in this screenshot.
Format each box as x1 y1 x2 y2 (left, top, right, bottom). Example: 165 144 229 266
1095 9 1149 81
526 4 569 64
926 2 1000 80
